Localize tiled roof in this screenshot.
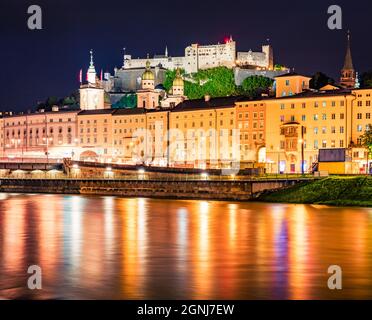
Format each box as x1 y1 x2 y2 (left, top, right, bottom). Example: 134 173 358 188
78 109 115 116
266 89 352 101
274 72 311 78
171 96 243 112
113 108 146 116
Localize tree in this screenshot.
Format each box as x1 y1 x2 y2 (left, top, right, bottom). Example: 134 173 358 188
240 76 273 97
112 94 137 109
274 64 285 71
360 71 372 88
360 124 372 174
310 72 335 90
164 67 237 99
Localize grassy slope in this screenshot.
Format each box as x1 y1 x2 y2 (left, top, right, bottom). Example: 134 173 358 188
258 176 372 207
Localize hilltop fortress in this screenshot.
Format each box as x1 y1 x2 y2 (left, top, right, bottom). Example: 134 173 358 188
122 37 274 74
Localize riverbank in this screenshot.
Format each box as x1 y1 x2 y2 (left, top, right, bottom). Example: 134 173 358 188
0 177 300 201
257 176 372 207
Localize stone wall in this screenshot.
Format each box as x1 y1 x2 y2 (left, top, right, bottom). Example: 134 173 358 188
234 68 289 86
0 178 302 201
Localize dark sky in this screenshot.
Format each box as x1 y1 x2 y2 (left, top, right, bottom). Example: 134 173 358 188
0 0 371 112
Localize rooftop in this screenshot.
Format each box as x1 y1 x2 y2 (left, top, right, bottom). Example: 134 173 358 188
78 109 115 116
274 72 311 79
172 96 243 112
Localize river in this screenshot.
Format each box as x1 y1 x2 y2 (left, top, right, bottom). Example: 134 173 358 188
0 193 371 299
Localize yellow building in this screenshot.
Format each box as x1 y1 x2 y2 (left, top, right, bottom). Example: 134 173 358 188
112 108 146 164
274 73 311 97
235 99 266 165
77 109 115 162
144 110 168 166
169 96 239 169
265 73 372 174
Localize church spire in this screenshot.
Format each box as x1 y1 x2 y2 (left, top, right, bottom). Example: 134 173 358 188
343 30 354 70
165 46 168 57
87 49 97 85
340 30 356 88
90 49 94 67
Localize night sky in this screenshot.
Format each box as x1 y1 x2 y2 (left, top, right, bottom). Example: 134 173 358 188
0 0 371 112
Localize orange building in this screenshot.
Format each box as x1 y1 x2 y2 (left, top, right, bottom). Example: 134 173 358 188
235 99 266 165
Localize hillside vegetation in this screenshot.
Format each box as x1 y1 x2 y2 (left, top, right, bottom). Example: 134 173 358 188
258 176 372 207
164 67 273 99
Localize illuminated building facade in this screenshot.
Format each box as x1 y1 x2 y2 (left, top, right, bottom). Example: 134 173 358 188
168 96 239 168
265 73 372 174
121 37 273 74
1 109 79 160
235 99 266 165
1 35 371 174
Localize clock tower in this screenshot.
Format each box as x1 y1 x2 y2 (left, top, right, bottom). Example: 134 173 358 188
79 50 106 110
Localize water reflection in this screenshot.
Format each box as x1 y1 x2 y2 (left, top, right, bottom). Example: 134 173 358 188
0 193 372 299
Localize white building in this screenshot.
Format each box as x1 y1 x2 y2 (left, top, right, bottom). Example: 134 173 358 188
122 37 273 74
79 50 107 111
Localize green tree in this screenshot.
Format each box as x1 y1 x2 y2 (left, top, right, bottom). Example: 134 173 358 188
62 96 76 106
164 67 237 99
112 94 137 109
360 71 372 88
361 124 372 174
163 69 178 92
310 72 335 90
46 96 59 107
274 64 285 71
240 76 273 97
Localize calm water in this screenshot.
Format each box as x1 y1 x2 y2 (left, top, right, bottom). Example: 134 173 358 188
0 193 371 300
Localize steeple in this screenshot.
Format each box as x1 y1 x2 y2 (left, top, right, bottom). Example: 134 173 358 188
87 49 97 85
165 46 168 57
343 30 354 70
340 30 356 88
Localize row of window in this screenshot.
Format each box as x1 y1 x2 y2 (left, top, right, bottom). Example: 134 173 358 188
6 127 72 137
238 112 264 119
6 134 73 147
279 139 345 149
5 118 73 126
280 101 345 109
280 113 346 122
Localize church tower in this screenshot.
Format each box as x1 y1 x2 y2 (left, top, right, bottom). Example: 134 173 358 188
80 50 106 110
160 68 186 108
340 31 356 89
137 58 160 109
172 68 184 96
87 49 97 86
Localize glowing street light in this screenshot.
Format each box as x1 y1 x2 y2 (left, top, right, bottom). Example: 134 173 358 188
201 172 209 180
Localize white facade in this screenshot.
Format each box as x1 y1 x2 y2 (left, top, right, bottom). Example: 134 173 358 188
79 87 105 110
122 38 273 74
79 50 106 110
